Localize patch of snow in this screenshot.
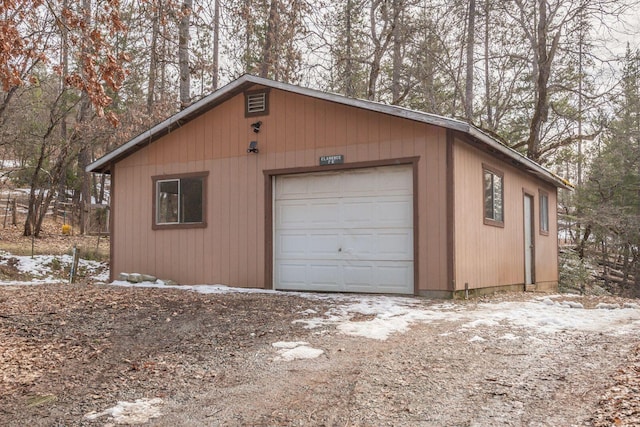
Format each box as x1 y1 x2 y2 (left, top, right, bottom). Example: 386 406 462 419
461 318 501 329
272 341 324 361
92 268 111 282
0 159 20 168
538 294 583 300
109 280 279 295
469 335 486 342
337 317 410 341
562 301 584 309
272 341 309 349
596 303 620 310
84 398 163 424
293 295 454 340
500 333 520 340
623 303 640 310
0 252 108 285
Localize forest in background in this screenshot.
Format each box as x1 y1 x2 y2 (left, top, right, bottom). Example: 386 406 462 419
0 0 639 295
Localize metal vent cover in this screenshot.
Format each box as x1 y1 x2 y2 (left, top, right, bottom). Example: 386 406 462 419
246 92 267 114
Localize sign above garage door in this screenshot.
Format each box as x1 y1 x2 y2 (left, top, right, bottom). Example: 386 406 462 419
274 165 414 294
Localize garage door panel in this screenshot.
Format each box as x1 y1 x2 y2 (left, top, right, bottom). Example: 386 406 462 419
342 262 413 293
277 262 341 291
276 202 309 226
274 165 414 294
341 200 375 226
277 263 307 286
343 264 374 287
278 232 340 258
340 231 412 260
277 173 340 199
306 174 341 197
309 264 341 287
278 233 308 255
341 233 375 257
342 198 411 228
376 263 413 285
376 232 414 258
341 170 379 194
277 201 340 228
379 168 413 193
375 199 413 224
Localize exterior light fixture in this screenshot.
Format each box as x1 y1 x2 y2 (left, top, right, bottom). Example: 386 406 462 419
251 121 262 133
247 141 258 153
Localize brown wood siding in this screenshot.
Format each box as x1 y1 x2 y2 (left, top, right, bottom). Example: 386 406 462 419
452 138 559 290
112 87 451 291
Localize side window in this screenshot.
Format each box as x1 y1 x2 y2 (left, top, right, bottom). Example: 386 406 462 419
483 165 504 226
157 179 180 224
539 190 549 235
153 172 207 229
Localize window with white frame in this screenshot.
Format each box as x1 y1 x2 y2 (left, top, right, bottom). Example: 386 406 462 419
483 165 504 226
153 173 207 228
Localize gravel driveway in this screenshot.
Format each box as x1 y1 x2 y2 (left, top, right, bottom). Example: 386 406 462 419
1 284 639 426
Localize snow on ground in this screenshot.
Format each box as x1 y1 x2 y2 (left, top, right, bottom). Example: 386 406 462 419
104 281 640 342
84 398 163 424
272 341 324 361
4 272 640 340
3 270 640 343
0 251 108 285
109 280 280 294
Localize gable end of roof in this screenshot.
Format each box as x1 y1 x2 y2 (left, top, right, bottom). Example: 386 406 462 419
87 74 571 190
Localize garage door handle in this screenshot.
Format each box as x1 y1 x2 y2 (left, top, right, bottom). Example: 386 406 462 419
338 248 342 252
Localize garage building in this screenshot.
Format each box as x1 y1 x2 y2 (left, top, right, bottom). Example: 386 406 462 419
87 75 570 297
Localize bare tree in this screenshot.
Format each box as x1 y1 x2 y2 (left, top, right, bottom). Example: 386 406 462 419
464 0 475 121
179 0 192 108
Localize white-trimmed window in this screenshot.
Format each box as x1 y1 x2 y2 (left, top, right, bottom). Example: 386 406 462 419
483 165 504 226
539 190 549 235
153 172 207 229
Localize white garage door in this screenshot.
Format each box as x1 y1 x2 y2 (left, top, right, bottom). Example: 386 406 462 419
274 165 414 294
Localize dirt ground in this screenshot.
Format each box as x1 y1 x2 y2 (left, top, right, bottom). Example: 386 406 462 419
1 284 639 427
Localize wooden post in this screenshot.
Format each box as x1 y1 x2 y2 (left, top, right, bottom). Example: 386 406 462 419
69 245 79 284
3 198 8 228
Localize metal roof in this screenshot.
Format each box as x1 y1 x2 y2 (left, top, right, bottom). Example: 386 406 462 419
87 74 571 189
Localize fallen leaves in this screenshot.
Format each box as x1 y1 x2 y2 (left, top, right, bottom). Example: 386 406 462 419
592 344 640 426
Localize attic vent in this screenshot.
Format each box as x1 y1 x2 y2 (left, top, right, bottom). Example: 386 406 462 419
245 89 269 117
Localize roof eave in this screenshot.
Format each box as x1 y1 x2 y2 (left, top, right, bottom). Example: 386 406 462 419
86 75 262 173
87 75 573 190
467 127 573 190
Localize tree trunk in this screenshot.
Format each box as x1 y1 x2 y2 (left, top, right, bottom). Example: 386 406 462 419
179 0 192 109
367 0 393 101
391 0 402 103
77 0 93 235
212 0 220 89
344 0 354 97
23 143 47 237
484 0 492 128
57 0 70 208
525 0 560 161
464 0 475 122
261 0 279 78
147 0 161 114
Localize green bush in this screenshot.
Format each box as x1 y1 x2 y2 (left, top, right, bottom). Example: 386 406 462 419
558 248 591 294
